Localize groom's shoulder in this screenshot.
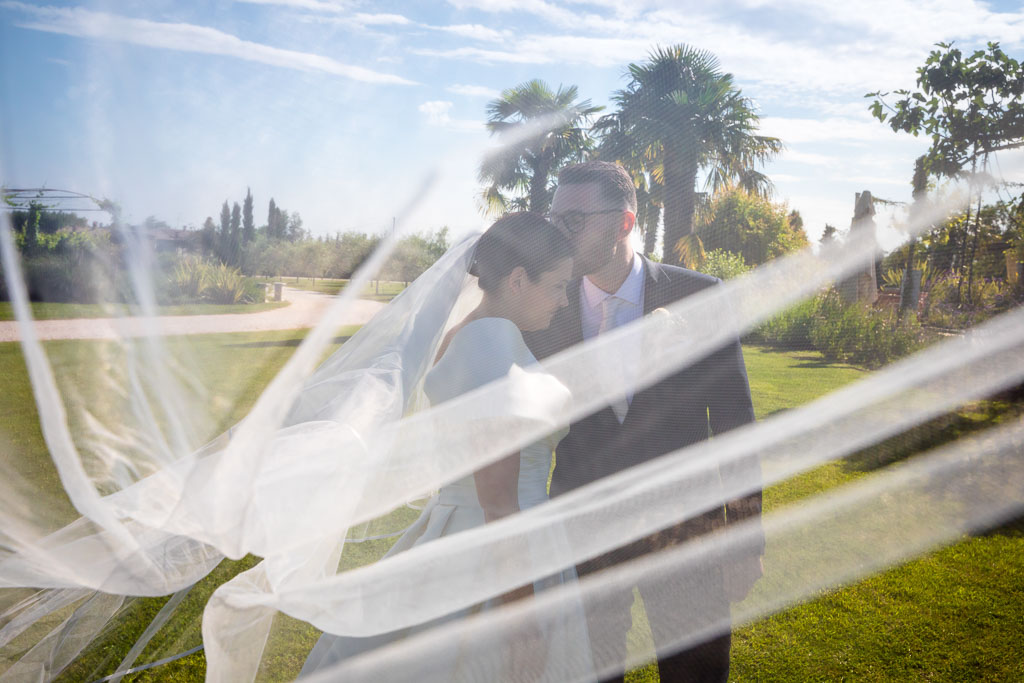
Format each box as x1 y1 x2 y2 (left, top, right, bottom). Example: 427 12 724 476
644 259 720 301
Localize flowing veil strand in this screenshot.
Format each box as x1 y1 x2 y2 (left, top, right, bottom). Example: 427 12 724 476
2 5 1024 682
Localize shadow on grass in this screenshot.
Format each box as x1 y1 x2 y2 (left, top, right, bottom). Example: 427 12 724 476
980 514 1024 538
843 399 1020 474
840 391 1024 541
792 358 848 369
226 335 352 348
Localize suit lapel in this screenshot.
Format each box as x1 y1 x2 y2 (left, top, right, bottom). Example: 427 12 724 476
563 277 584 348
622 256 668 427
641 255 666 314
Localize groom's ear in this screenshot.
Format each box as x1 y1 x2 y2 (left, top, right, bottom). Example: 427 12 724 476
621 211 636 236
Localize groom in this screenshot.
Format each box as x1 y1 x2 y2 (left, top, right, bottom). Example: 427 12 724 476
526 161 764 683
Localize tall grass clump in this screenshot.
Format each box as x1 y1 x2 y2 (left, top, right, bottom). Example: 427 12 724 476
166 258 263 305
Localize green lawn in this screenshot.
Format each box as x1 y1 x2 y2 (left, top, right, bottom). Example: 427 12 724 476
0 301 288 321
625 348 1024 682
0 338 1019 681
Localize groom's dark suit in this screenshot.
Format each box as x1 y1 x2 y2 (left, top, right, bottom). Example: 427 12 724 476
525 256 763 683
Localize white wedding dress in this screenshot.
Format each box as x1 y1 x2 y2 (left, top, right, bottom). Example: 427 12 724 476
300 317 596 681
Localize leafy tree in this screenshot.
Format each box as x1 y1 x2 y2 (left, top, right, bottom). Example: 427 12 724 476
594 45 782 267
698 186 808 266
21 200 42 253
286 212 305 242
787 209 804 235
200 217 217 257
9 205 86 236
143 215 171 231
373 229 452 285
869 41 1024 303
480 79 602 215
820 224 840 247
242 187 255 245
700 248 751 280
329 232 380 278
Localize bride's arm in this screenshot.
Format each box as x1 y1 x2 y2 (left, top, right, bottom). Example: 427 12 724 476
474 454 535 603
474 452 520 523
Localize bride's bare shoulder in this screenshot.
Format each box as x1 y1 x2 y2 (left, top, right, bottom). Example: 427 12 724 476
434 317 523 365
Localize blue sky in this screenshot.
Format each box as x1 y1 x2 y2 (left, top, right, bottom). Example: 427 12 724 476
2 0 1024 249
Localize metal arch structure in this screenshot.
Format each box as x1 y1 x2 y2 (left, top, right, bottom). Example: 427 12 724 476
1 187 113 214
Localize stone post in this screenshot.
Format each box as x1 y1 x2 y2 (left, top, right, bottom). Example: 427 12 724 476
839 191 879 304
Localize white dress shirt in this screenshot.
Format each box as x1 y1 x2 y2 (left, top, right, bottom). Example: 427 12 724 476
580 254 645 421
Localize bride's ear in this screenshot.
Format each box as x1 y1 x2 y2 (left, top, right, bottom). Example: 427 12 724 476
507 265 528 294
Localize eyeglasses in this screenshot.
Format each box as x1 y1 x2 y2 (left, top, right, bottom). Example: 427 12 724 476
545 208 624 234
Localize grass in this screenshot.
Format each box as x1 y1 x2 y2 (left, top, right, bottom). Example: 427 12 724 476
1 338 1020 681
0 301 288 321
0 328 359 682
264 277 407 302
624 346 1023 682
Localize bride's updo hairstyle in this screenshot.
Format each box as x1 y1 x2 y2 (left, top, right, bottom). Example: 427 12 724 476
471 212 573 292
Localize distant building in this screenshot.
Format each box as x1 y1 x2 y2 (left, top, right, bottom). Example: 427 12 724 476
146 226 201 253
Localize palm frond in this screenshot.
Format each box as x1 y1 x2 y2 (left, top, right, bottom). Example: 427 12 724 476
673 232 706 269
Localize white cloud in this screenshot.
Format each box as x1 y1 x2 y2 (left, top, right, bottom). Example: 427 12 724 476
446 0 577 25
418 100 484 131
235 0 351 11
760 116 900 145
4 2 415 85
842 175 911 187
433 23 509 42
415 34 649 66
783 150 837 166
447 83 501 98
351 12 411 26
424 3 1021 99
419 100 455 125
734 0 1024 47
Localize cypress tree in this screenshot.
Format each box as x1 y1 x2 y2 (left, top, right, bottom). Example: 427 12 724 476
219 201 231 263
242 188 255 245
230 202 242 266
267 198 278 240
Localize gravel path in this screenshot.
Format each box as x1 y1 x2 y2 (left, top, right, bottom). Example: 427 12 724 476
0 287 385 342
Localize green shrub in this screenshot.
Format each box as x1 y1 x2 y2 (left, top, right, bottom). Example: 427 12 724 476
5 231 118 303
243 278 266 303
749 297 819 349
701 249 751 280
810 291 926 368
921 276 1019 329
752 290 928 368
23 252 111 303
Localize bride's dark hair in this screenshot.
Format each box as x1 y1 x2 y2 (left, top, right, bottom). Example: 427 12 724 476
471 212 573 292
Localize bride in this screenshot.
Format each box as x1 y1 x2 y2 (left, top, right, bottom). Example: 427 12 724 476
299 212 596 681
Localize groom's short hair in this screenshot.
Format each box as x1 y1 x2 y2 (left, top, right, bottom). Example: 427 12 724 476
557 161 637 214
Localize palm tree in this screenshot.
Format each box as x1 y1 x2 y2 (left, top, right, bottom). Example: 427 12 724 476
594 45 782 267
594 114 664 258
480 80 603 216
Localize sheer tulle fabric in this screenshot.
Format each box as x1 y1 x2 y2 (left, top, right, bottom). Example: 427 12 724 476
0 179 1022 682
